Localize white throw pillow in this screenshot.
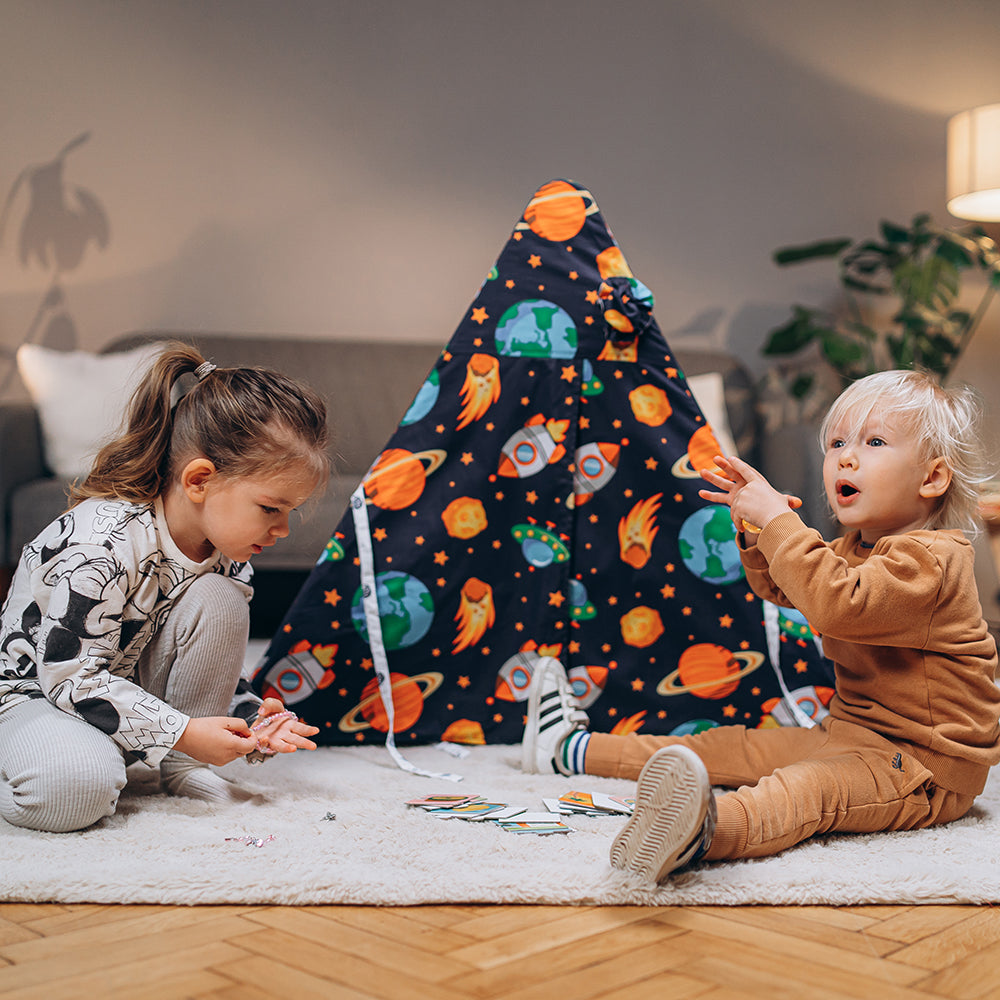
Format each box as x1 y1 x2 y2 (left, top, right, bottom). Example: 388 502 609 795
687 371 739 458
17 342 164 480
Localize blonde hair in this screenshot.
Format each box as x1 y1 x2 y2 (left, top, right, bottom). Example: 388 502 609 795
819 369 990 535
70 342 330 507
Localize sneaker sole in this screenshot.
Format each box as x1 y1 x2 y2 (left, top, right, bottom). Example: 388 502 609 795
609 745 710 882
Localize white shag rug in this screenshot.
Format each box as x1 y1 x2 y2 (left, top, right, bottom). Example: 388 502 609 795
4 743 998 906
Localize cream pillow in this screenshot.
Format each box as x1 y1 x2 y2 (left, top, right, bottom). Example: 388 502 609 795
687 371 739 458
17 342 163 480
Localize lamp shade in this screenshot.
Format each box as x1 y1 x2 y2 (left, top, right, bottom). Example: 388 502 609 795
948 104 1000 221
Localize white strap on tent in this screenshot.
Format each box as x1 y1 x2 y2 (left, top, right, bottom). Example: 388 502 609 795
350 486 462 781
762 600 822 729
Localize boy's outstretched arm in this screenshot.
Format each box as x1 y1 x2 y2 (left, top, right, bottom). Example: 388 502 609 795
699 455 802 539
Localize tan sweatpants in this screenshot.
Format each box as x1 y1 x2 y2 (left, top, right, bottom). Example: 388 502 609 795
585 718 976 860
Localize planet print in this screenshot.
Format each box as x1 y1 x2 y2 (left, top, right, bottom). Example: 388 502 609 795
670 425 725 479
669 719 720 737
400 369 440 425
441 496 488 539
678 506 744 585
517 180 598 242
363 448 446 510
596 245 633 279
350 571 434 650
495 299 578 358
620 605 665 648
441 718 486 745
338 671 444 733
657 644 765 699
629 384 672 427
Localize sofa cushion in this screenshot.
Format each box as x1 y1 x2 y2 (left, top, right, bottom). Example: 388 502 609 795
16 342 162 479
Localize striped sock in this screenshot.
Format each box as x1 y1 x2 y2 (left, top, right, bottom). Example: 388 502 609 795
560 731 591 774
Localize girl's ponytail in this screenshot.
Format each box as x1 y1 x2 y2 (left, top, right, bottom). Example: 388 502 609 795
70 345 218 506
69 341 329 508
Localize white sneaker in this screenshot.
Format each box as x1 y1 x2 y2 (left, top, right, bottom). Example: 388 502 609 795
609 745 716 882
520 657 589 774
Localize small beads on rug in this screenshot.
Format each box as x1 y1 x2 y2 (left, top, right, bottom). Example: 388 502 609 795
225 834 275 848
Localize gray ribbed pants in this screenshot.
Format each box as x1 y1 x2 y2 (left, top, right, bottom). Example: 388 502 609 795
0 573 248 832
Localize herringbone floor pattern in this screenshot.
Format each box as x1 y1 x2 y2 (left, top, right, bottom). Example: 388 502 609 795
2 902 999 999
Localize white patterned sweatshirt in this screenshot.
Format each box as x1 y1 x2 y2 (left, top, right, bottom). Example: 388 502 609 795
0 497 256 766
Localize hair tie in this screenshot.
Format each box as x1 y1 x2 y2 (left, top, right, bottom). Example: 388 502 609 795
170 360 218 410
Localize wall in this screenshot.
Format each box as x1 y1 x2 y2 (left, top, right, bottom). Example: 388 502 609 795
2 0 1000 439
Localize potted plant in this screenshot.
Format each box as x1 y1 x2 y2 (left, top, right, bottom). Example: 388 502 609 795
762 213 1000 403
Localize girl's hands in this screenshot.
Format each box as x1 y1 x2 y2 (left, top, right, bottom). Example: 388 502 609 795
699 455 802 535
174 716 255 765
172 702 320 764
252 700 320 755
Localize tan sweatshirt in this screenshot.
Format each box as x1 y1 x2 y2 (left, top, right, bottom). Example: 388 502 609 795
740 511 1000 795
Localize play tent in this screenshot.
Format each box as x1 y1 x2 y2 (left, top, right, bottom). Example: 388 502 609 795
251 179 833 750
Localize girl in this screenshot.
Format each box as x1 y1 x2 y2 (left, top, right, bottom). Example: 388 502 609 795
0 343 328 832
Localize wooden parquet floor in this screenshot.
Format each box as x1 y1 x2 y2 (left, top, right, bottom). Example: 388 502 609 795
2 903 1000 999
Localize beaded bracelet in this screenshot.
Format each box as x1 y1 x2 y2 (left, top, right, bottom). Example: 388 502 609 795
245 710 298 765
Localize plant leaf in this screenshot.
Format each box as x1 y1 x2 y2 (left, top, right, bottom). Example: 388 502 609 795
762 309 820 355
893 257 958 310
819 332 866 366
934 239 972 269
774 238 853 265
880 220 911 244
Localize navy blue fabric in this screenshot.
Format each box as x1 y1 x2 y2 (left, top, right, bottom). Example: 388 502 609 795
252 180 834 746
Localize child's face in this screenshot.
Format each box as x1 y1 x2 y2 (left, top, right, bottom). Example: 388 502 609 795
822 407 947 544
199 467 320 564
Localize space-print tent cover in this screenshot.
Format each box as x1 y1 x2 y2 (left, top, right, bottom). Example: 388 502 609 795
251 179 834 746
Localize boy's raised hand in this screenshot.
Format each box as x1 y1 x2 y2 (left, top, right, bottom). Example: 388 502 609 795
699 455 802 534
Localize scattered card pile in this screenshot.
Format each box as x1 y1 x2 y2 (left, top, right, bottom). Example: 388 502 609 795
405 790 634 835
545 790 635 817
405 793 570 834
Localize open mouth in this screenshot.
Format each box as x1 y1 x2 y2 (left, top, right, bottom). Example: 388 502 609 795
837 482 859 499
